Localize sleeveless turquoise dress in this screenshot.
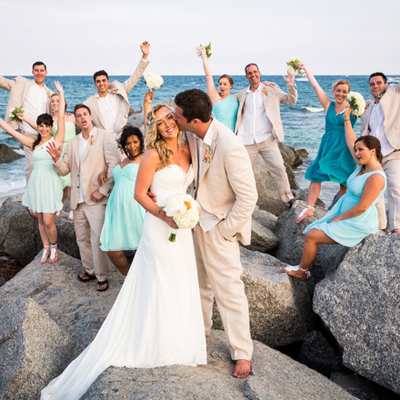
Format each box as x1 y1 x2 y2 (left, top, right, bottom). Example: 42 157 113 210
100 163 145 251
212 95 238 132
22 138 63 213
52 122 76 188
304 167 386 247
305 102 357 186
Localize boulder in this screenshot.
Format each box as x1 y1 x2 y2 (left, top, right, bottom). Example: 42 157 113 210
212 248 314 348
83 330 356 400
0 199 79 266
254 156 299 216
0 297 81 400
274 201 349 284
278 142 303 169
291 189 325 208
313 234 400 394
244 219 278 253
0 143 24 163
252 209 278 231
296 148 309 158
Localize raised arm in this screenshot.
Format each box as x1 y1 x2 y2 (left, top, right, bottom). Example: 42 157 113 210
297 63 331 110
344 107 358 162
16 113 38 131
0 117 35 148
196 45 219 102
53 81 65 148
143 90 154 130
0 75 13 91
276 72 298 105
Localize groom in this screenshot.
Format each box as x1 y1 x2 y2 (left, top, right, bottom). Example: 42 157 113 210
174 89 258 378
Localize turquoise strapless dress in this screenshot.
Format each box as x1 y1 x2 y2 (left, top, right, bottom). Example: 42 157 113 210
304 166 386 247
22 138 63 213
100 163 145 251
52 122 76 188
212 95 238 132
305 102 357 186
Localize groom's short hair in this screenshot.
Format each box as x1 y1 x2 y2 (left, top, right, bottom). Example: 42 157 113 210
174 89 212 123
245 63 259 74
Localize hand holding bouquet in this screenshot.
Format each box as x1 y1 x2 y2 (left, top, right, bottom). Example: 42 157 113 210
9 107 26 123
347 92 366 117
196 43 213 59
286 57 304 76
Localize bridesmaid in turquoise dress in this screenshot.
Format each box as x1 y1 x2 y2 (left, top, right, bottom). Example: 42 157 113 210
282 107 386 281
196 45 239 132
0 81 66 265
295 63 359 224
99 126 145 276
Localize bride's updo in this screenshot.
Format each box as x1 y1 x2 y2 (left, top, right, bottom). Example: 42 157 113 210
145 104 182 167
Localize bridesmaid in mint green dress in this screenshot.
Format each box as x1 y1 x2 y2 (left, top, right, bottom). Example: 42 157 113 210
282 108 386 281
99 126 145 276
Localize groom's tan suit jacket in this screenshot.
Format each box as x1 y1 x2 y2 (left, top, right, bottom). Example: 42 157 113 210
84 59 149 137
235 83 297 141
186 119 257 245
360 83 400 149
54 127 120 210
0 75 53 129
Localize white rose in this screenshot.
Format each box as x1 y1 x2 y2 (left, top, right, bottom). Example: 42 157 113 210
144 73 164 90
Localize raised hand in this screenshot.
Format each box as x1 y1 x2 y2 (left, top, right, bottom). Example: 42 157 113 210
16 113 27 121
46 140 62 162
283 72 295 84
144 89 154 104
54 80 63 94
196 45 206 58
98 172 106 186
141 41 150 59
296 62 305 71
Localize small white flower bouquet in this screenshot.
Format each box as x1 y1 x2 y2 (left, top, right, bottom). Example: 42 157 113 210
163 194 201 242
197 43 213 59
286 57 303 76
9 107 26 123
142 73 164 90
347 92 366 117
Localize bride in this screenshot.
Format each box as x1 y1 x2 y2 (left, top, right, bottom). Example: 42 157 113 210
41 102 207 399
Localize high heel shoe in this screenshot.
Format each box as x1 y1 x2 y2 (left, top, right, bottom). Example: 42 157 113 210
40 246 50 264
49 244 58 264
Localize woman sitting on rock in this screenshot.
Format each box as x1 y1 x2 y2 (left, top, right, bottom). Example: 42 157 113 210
282 106 386 281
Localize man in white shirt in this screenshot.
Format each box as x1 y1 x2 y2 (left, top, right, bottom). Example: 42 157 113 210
0 62 53 182
84 41 150 142
361 72 400 234
235 63 298 206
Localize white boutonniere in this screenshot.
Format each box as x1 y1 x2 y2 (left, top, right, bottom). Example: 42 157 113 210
89 135 95 146
203 145 213 164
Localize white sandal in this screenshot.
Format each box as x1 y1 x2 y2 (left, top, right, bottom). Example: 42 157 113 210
280 264 311 280
49 244 58 264
40 245 50 264
296 205 314 222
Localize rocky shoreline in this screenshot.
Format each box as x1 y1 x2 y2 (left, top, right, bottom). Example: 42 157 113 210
0 144 399 399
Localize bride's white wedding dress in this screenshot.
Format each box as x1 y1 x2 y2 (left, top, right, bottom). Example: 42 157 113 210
41 164 207 399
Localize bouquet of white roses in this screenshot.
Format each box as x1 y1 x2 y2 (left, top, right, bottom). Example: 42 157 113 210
197 43 213 59
286 57 303 76
142 73 164 90
163 194 201 242
347 92 366 117
9 106 26 123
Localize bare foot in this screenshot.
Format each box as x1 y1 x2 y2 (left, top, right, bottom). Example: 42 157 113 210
232 359 251 379
295 206 314 224
280 265 308 281
388 229 400 235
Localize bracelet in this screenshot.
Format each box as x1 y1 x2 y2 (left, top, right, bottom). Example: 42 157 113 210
344 119 350 122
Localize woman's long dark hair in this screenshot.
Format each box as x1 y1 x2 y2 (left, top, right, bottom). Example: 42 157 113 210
355 136 383 163
32 113 53 150
118 126 144 157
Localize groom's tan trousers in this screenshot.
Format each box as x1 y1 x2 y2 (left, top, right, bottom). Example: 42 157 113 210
193 224 253 361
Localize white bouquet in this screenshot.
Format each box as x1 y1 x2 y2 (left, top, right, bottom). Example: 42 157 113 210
286 57 303 76
163 194 201 242
9 106 26 123
142 73 164 90
197 42 213 59
347 92 366 117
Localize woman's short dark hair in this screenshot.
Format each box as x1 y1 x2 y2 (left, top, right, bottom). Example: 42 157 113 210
355 136 383 163
32 113 53 149
218 74 234 87
118 126 144 157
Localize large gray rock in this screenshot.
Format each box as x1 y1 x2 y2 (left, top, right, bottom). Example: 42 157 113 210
252 209 278 231
212 248 314 348
278 142 303 169
313 234 400 394
0 199 79 265
244 219 279 253
0 143 24 163
0 297 81 400
0 251 124 348
83 330 355 400
274 200 349 284
254 156 299 216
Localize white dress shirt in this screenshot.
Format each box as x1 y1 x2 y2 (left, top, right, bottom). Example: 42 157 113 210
97 92 123 134
21 83 48 134
237 85 273 145
78 131 92 204
369 103 395 157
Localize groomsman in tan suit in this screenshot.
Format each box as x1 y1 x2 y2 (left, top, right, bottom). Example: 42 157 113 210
174 89 257 379
0 62 53 182
235 63 298 206
47 104 120 291
84 41 150 142
361 72 400 234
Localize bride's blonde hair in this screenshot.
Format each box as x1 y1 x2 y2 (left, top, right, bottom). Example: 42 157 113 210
145 104 182 167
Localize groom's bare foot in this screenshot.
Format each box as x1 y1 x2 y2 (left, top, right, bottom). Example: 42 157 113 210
232 359 251 379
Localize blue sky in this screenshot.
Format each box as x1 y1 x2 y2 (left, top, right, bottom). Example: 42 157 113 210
1 0 399 76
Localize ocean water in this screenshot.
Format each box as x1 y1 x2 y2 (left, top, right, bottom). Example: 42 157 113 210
0 74 396 203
